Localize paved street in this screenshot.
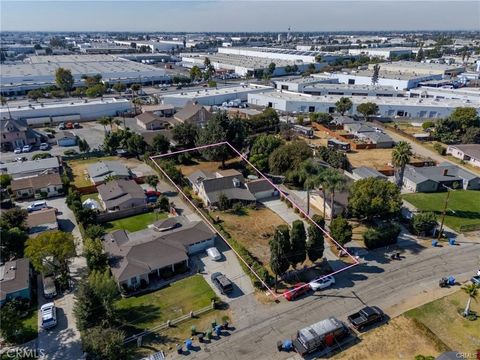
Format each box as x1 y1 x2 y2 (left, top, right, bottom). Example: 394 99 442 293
169 238 479 359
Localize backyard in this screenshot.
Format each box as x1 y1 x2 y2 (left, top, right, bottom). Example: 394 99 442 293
211 206 287 266
403 190 480 232
405 289 480 354
115 275 219 337
102 211 167 232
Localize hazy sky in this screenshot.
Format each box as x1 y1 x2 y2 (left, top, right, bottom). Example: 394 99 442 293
1 1 479 32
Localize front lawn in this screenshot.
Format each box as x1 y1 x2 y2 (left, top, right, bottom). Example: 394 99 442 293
403 190 480 232
20 308 38 343
115 275 217 336
103 211 167 232
405 289 480 354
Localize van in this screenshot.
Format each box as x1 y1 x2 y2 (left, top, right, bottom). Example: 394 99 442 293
42 276 57 299
206 247 222 261
40 303 57 329
27 201 48 213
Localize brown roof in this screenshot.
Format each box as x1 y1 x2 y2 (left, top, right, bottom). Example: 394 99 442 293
174 101 212 123
26 208 57 228
141 130 173 146
136 112 165 125
0 258 30 302
10 173 62 191
141 104 175 113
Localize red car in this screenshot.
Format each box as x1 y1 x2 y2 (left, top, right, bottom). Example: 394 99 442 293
283 282 310 301
145 190 161 197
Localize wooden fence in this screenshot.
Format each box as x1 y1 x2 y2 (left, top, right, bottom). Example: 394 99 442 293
96 205 150 223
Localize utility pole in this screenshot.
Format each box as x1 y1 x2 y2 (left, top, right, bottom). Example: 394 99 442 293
437 185 451 241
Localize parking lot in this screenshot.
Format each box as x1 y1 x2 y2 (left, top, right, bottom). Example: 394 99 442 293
1 121 107 163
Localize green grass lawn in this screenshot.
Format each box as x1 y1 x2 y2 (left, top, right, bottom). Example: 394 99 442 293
115 275 217 336
102 211 167 232
21 308 38 342
405 290 480 354
403 190 480 232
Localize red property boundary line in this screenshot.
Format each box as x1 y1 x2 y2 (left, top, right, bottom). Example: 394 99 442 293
150 141 359 299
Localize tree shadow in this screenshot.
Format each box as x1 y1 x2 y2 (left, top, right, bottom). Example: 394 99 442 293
115 304 162 336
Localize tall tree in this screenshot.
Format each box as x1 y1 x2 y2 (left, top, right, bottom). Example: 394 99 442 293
0 300 28 344
371 64 380 85
146 175 159 191
1 207 28 229
196 113 229 167
125 133 147 159
25 230 75 289
172 122 198 148
226 115 246 150
356 102 379 121
78 138 90 153
83 326 126 360
151 133 170 154
289 220 307 268
249 134 283 173
98 116 112 134
416 47 425 62
269 225 291 290
324 170 347 219
306 214 325 263
83 237 108 272
392 141 412 187
73 280 106 331
335 97 353 115
55 67 74 95
329 215 352 247
88 269 118 321
348 178 402 221
190 65 202 81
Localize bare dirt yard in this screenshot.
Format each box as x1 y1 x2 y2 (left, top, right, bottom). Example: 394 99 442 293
334 316 449 360
211 206 287 265
179 159 242 177
305 130 330 147
346 148 393 169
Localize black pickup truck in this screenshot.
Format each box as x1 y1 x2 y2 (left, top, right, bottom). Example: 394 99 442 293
347 306 384 330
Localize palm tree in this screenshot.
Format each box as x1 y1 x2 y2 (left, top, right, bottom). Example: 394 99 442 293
324 169 347 220
98 116 111 134
461 283 478 317
392 141 413 188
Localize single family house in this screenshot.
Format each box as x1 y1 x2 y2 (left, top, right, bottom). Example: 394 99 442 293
103 216 216 289
87 160 131 185
0 258 32 306
26 208 58 234
10 173 63 199
447 144 480 168
97 179 146 211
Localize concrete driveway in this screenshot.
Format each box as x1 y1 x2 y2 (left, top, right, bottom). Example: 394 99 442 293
17 196 86 359
193 238 255 303
262 198 299 225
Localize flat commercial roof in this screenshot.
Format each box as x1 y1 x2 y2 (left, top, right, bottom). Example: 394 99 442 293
0 98 130 114
222 46 337 57
304 83 404 93
163 84 271 99
185 53 303 69
335 69 439 81
251 90 479 108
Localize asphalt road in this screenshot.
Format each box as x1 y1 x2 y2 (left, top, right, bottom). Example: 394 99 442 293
170 238 479 360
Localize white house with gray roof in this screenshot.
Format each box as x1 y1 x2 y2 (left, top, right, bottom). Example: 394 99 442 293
403 163 480 193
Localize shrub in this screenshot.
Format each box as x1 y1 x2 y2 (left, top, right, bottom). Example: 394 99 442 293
421 121 435 130
32 153 52 160
411 212 437 236
64 149 78 156
85 224 106 240
363 222 401 249
433 142 446 156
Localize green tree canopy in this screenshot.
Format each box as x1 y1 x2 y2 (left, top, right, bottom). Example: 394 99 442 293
412 212 437 236
151 134 170 154
329 215 352 247
289 220 307 268
84 237 108 272
356 102 379 120
55 67 74 94
335 97 353 115
249 134 283 173
172 122 198 148
268 141 312 175
1 207 28 229
269 224 291 288
348 178 402 221
392 141 412 187
83 326 126 360
196 112 229 166
306 214 325 263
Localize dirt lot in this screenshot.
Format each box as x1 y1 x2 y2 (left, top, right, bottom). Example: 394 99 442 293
68 156 155 188
346 148 393 169
305 130 330 147
334 316 448 360
211 207 287 265
179 158 243 177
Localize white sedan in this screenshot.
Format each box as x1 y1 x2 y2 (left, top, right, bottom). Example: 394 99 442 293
309 275 335 291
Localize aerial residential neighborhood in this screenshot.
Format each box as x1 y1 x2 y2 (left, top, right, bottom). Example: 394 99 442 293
0 2 479 360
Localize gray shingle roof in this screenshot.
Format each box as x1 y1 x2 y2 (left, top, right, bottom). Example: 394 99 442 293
87 161 130 183
0 258 30 302
352 166 387 179
404 163 478 184
97 179 145 209
2 157 60 176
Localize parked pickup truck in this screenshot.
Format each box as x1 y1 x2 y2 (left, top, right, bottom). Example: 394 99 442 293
347 306 384 330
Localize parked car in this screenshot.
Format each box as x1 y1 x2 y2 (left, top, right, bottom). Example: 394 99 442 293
145 190 161 197
347 306 384 330
58 122 66 130
15 156 27 162
283 282 310 301
39 142 49 151
22 144 32 152
14 147 22 154
309 275 335 291
471 275 480 286
40 302 57 329
206 247 222 261
211 272 233 295
27 200 48 212
73 122 81 129
42 275 57 299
